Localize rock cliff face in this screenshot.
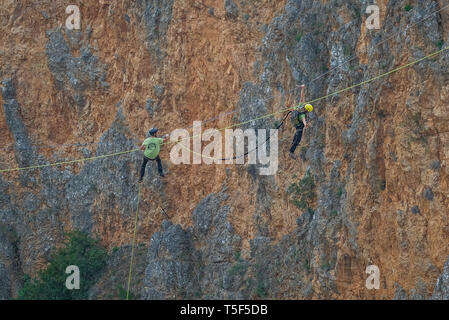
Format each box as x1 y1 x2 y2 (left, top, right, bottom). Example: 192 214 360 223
1 0 448 299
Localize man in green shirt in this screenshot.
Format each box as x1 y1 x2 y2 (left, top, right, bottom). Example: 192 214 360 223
289 84 313 160
139 128 169 182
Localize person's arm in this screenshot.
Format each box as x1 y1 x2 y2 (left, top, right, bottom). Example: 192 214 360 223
140 144 146 151
302 117 307 129
300 84 306 103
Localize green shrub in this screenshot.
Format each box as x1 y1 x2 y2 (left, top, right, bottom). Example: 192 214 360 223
234 251 241 261
194 290 202 298
336 187 344 198
88 183 98 193
405 5 413 11
437 40 444 50
303 259 311 273
229 262 247 277
379 179 386 191
321 262 331 271
246 277 255 288
256 281 267 298
17 231 108 300
117 285 137 300
288 173 316 211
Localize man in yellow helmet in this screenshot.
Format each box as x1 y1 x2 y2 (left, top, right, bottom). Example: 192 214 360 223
289 84 313 160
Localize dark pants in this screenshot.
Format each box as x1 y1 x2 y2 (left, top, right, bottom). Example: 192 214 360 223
140 156 163 180
290 127 303 154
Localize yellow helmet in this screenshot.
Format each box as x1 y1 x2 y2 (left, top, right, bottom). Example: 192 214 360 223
305 104 313 112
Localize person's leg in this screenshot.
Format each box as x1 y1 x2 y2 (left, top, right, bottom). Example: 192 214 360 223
140 157 149 181
155 156 164 177
289 128 303 154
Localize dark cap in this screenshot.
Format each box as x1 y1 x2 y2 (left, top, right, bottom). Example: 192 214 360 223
148 128 158 136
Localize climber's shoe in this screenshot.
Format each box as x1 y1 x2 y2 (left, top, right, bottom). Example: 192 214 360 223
289 152 297 160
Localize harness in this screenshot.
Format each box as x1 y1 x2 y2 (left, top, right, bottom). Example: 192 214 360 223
291 109 307 130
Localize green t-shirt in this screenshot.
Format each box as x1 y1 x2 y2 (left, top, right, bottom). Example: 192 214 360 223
143 137 164 159
292 103 307 128
297 103 306 119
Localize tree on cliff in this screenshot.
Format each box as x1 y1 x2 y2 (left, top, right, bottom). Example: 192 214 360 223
17 231 108 300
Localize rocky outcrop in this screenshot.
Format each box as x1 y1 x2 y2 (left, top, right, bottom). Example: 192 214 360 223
46 28 109 107
225 0 239 20
1 0 448 300
1 79 39 169
0 224 21 300
141 192 242 299
432 257 449 300
141 188 354 299
137 0 175 60
88 244 148 300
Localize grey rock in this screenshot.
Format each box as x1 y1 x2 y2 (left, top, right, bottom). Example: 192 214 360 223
141 222 198 299
430 160 441 170
192 192 238 264
432 256 449 300
411 2 442 44
411 206 420 215
139 0 175 60
153 85 165 97
0 262 11 300
23 193 41 212
1 79 15 99
65 108 138 232
142 191 246 299
66 30 82 50
393 283 408 300
0 225 20 300
45 29 109 107
89 244 148 300
2 79 40 170
409 279 429 300
424 188 434 201
225 0 239 19
139 171 344 299
238 82 269 131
